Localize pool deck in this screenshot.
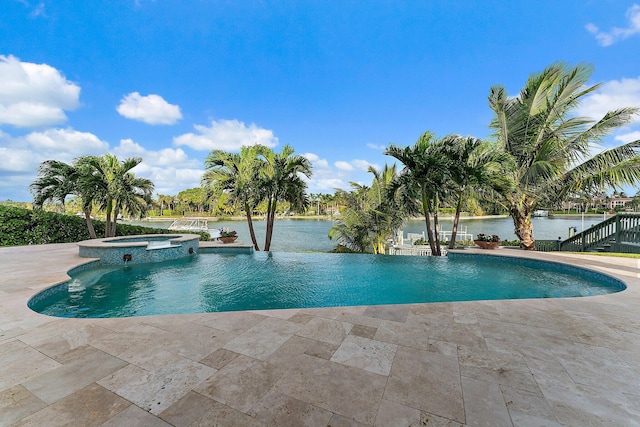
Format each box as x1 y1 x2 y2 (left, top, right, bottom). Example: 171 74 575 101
1 244 639 426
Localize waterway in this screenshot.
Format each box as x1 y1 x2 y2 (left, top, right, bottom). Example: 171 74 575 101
125 215 609 253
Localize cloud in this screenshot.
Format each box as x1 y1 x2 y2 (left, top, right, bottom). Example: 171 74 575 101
615 130 640 144
174 119 278 151
116 92 182 125
114 138 200 168
0 128 108 173
302 152 329 168
311 177 348 191
335 159 378 172
351 159 376 171
586 4 640 46
112 138 205 195
0 55 80 128
578 76 640 122
0 127 109 200
0 129 208 200
366 143 386 150
334 161 354 171
130 163 204 196
24 128 109 155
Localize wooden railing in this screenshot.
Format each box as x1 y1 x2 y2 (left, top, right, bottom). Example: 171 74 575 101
547 213 640 253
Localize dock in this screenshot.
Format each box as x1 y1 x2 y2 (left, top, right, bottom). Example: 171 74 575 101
167 217 210 232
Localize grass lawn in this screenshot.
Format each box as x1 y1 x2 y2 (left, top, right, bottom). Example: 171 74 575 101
567 252 640 259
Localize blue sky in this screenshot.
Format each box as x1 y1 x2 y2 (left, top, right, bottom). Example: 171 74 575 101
1 0 640 201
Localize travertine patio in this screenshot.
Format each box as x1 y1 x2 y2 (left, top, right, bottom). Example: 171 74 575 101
1 243 639 426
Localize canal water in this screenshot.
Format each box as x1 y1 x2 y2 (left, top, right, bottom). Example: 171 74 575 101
126 215 607 253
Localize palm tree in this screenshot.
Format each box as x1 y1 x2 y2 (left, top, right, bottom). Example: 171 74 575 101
329 186 372 253
440 135 510 248
257 145 312 251
488 63 640 249
111 172 154 223
386 132 451 256
202 146 264 250
329 164 404 254
31 159 98 239
79 154 153 237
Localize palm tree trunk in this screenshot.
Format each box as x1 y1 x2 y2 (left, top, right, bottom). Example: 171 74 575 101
449 193 463 250
244 203 260 251
84 209 97 239
105 200 113 238
264 198 277 251
433 207 442 256
511 206 535 250
422 194 437 255
112 207 120 237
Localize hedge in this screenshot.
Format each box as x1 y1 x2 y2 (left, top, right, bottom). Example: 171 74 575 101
0 205 210 247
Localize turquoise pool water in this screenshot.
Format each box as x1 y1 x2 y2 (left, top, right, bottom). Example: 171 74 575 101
29 252 626 318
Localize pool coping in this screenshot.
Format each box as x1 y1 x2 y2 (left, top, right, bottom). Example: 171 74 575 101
1 244 640 425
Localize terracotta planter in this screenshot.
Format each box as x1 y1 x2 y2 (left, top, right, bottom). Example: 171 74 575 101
474 240 501 249
219 236 238 244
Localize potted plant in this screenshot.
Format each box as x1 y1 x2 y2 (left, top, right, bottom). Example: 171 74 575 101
474 233 501 249
218 228 238 244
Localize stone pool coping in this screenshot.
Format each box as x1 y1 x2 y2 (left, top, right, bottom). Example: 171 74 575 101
1 244 639 425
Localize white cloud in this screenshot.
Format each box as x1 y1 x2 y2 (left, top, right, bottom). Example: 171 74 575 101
131 162 204 196
311 178 347 191
112 138 205 195
302 152 329 168
0 128 108 173
366 143 386 150
116 92 182 125
25 128 109 155
0 146 34 172
0 55 80 128
114 138 200 168
578 76 640 123
335 159 379 172
586 4 640 46
615 130 640 143
334 161 354 171
0 129 208 200
0 127 110 200
114 139 203 193
352 159 376 171
174 119 278 151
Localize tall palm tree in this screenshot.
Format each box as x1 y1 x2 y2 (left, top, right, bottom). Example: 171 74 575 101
79 154 153 237
202 146 264 250
489 62 640 249
386 132 450 256
440 135 510 248
257 145 312 251
31 159 98 239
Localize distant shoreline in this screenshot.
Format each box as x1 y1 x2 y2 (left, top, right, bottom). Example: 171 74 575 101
141 214 514 222
139 213 611 223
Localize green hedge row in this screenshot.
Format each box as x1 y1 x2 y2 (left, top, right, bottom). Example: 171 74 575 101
0 206 210 247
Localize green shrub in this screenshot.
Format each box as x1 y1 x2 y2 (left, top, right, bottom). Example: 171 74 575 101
0 205 209 247
331 244 356 253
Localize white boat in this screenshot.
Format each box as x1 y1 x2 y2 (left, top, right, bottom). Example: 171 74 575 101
533 210 549 217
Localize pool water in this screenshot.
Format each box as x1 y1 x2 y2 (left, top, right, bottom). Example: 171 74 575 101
30 252 625 318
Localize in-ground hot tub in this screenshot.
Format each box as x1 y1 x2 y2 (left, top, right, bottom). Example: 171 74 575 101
77 234 200 265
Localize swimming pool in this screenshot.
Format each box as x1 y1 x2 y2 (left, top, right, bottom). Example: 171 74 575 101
29 252 625 318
